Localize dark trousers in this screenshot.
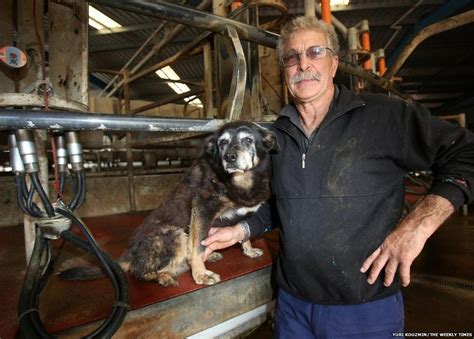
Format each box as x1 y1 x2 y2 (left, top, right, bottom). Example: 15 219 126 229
274 288 404 339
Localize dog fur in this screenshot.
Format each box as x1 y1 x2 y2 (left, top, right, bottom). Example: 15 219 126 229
60 121 279 286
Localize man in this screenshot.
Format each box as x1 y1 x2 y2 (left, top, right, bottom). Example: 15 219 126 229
201 16 474 338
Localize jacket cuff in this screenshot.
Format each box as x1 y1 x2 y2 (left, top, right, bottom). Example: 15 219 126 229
245 213 270 237
428 180 468 209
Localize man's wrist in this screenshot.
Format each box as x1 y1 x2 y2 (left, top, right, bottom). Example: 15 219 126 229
238 221 251 243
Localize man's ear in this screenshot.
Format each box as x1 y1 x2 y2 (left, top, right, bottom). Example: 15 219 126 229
261 130 280 153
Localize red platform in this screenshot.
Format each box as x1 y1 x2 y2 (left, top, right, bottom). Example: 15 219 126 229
0 212 276 338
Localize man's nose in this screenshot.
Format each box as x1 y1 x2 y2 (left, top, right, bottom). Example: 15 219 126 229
298 53 311 70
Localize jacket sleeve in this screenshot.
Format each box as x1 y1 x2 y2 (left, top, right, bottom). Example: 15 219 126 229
400 100 474 208
245 198 280 237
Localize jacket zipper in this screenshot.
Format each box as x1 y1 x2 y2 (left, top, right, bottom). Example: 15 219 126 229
301 129 316 169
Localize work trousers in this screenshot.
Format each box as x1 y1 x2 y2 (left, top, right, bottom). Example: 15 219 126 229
274 288 404 339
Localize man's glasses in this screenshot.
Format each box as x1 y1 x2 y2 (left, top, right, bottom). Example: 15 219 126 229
280 46 334 68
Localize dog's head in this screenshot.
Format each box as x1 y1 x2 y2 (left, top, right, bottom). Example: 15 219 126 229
204 121 279 174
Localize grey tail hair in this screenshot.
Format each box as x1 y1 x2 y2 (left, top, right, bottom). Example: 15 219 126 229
58 266 104 280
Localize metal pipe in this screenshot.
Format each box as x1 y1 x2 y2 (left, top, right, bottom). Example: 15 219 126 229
123 70 136 212
383 0 424 51
132 88 204 115
320 0 331 24
126 37 206 87
224 26 247 121
315 3 348 38
87 0 279 48
101 0 212 97
359 20 372 71
338 60 409 100
98 21 167 96
384 10 474 80
375 49 387 76
203 42 214 119
0 109 229 132
304 0 315 17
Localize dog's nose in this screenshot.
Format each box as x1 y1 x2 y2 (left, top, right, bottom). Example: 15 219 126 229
224 152 237 163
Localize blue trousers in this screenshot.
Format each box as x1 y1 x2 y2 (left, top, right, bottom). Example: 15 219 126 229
274 288 404 339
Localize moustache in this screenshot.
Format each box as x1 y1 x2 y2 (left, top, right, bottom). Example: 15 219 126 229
291 71 322 84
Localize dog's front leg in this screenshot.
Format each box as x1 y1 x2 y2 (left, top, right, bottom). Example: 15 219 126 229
188 206 221 285
241 240 263 258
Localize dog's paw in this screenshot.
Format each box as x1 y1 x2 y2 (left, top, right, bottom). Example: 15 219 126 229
142 271 180 287
193 270 221 285
157 272 179 287
243 246 263 258
207 252 223 262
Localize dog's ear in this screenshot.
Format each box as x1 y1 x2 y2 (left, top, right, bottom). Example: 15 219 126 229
261 130 280 153
203 134 217 157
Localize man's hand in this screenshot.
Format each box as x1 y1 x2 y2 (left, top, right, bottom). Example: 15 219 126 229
360 194 455 287
201 224 245 261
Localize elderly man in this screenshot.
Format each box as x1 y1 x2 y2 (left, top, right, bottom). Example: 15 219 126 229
202 16 474 338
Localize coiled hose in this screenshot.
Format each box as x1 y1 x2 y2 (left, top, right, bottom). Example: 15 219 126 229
18 207 129 338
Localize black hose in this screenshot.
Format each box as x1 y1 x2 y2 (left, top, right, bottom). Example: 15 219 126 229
17 209 129 338
30 173 55 217
18 227 54 339
61 231 129 338
59 172 66 196
57 207 128 337
69 172 83 211
15 174 34 216
78 172 86 208
18 174 43 217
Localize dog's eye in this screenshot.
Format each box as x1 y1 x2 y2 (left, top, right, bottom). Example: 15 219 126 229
242 137 253 144
218 139 229 146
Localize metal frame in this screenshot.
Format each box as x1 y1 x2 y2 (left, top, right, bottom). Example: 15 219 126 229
0 110 231 132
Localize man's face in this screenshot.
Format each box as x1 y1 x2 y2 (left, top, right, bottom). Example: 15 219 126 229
282 30 339 104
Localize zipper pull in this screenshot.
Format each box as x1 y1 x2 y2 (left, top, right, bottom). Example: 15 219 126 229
302 153 306 169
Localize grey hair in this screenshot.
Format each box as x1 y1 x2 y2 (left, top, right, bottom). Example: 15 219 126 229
277 16 340 61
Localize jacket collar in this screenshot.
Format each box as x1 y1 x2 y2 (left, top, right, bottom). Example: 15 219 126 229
275 84 365 132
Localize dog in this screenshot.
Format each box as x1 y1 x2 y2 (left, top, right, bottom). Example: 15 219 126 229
60 121 279 286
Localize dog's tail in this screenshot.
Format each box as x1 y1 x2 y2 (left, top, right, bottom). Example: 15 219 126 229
58 266 104 280
58 257 130 281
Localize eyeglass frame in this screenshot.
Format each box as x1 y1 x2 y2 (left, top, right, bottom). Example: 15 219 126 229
280 46 335 68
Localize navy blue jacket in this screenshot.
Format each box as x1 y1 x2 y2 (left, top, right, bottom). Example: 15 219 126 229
247 85 474 305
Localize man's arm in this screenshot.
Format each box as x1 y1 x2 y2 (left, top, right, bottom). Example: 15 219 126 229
201 224 246 261
360 194 455 287
201 200 276 261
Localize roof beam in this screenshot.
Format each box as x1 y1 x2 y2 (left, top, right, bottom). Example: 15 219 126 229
89 22 161 36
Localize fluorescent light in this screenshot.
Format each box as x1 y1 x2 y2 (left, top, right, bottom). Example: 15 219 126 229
156 66 203 107
89 5 121 29
156 66 181 81
184 96 203 108
88 18 105 30
330 0 350 5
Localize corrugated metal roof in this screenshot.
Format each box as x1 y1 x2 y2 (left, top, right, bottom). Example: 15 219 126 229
88 0 474 112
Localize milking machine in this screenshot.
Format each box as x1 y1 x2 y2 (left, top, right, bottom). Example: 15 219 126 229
9 129 129 338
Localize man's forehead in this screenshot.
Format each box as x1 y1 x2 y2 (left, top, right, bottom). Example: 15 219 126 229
286 30 327 50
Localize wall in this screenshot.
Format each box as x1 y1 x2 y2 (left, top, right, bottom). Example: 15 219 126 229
0 172 183 227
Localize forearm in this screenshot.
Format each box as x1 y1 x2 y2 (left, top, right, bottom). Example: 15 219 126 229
401 194 455 239
361 194 456 287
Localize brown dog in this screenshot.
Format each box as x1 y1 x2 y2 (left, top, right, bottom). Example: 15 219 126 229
60 121 279 286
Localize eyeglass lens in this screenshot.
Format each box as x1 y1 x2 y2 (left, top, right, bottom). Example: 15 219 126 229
282 46 330 67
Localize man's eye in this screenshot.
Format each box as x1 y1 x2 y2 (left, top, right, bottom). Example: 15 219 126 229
307 47 324 58
283 54 298 63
